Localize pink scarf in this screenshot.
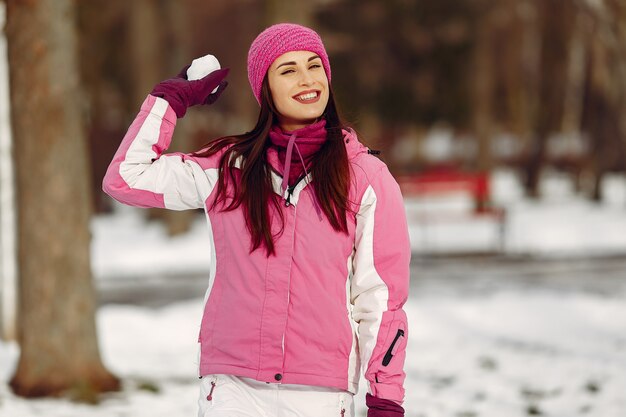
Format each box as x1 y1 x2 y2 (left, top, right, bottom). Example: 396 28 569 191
266 119 327 217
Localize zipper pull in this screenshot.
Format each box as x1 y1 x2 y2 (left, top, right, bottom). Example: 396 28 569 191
382 329 405 366
206 380 216 401
285 185 295 207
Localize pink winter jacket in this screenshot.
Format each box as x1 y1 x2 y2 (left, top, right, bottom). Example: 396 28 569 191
102 95 411 404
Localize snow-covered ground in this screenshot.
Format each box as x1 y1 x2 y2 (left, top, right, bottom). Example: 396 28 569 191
2 284 625 417
407 169 626 257
1 170 626 417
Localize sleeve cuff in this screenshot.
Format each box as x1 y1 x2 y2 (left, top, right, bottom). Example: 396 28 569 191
366 393 405 415
369 381 405 405
145 94 179 125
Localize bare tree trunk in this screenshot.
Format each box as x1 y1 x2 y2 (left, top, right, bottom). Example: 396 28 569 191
131 0 198 235
584 42 623 202
606 0 626 206
129 0 163 109
225 0 260 129
524 0 569 197
472 9 494 178
616 0 626 151
562 8 588 135
5 0 119 399
580 0 626 202
522 0 547 198
0 1 17 342
614 0 626 143
500 4 529 139
76 0 131 214
561 7 590 192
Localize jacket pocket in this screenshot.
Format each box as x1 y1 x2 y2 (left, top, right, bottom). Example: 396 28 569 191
382 328 405 366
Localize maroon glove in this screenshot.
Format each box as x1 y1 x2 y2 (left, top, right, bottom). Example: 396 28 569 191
150 66 229 118
366 393 405 417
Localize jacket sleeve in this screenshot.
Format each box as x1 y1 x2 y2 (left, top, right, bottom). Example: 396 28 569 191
102 94 218 210
351 164 410 405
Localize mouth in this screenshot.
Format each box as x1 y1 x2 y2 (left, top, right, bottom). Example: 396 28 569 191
293 90 321 103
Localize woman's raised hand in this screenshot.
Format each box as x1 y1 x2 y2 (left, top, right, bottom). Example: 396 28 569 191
150 56 229 118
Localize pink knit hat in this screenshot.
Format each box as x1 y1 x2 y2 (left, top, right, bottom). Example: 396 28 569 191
247 23 332 105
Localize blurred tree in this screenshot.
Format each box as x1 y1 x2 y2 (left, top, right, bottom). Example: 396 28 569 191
615 0 626 149
127 0 200 236
130 0 164 109
614 0 626 192
77 0 132 214
0 0 17 342
523 0 571 197
579 0 626 202
154 0 198 235
317 0 477 161
81 0 264 234
317 0 626 192
185 0 261 130
471 0 496 175
5 0 119 398
75 0 626 206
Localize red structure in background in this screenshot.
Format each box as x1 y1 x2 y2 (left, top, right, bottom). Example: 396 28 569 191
396 166 507 252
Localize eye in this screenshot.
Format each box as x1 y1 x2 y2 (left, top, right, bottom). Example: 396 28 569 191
309 63 321 69
280 68 295 75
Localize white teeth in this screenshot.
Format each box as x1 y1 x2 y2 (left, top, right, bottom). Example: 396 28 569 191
296 92 317 101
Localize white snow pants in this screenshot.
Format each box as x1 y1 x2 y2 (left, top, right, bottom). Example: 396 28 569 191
198 374 355 417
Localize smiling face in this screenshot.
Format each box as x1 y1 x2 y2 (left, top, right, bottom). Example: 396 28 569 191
267 50 330 131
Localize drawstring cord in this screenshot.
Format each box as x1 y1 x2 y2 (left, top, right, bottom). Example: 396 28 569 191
281 133 296 196
281 133 323 221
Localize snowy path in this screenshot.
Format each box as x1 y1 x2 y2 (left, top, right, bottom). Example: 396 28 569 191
92 256 626 307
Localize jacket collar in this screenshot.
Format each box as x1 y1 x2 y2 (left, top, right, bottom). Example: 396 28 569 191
342 128 369 160
231 128 370 206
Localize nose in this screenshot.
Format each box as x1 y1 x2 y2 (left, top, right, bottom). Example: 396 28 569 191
298 68 314 86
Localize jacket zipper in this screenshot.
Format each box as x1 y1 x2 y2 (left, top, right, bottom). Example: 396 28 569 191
281 173 306 373
382 329 405 366
284 174 306 207
340 398 345 416
285 184 296 207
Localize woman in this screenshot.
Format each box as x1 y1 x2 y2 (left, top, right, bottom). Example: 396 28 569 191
103 23 409 417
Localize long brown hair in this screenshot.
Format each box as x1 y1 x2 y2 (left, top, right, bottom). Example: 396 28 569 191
192 77 351 256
